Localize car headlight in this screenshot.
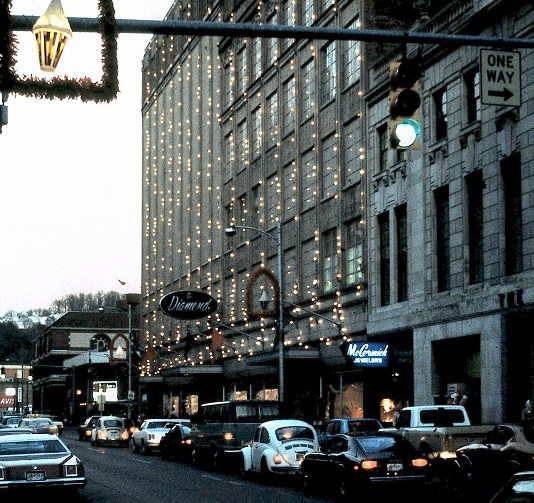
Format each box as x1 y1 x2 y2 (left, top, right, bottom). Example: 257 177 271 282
273 453 284 464
120 431 129 441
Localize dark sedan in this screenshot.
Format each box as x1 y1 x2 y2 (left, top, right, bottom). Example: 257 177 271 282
0 433 85 494
159 423 192 461
300 432 432 500
77 415 101 441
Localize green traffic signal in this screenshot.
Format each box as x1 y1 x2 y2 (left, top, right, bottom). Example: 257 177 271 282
389 58 422 149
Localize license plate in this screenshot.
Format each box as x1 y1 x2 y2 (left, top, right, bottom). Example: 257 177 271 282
26 471 45 481
387 462 403 472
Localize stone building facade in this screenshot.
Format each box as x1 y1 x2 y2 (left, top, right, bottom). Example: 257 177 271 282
140 0 533 424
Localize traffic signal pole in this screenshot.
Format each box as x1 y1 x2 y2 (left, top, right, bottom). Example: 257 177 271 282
9 16 534 49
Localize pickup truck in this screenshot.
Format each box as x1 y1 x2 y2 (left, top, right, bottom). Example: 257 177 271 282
382 405 494 461
317 417 383 450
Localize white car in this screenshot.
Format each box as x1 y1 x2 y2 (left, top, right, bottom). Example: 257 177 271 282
241 419 319 477
131 418 189 456
90 416 129 447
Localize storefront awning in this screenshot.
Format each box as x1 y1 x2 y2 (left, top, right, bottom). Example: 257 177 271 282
247 348 320 366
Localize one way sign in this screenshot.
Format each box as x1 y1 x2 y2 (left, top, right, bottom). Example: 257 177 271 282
480 49 521 107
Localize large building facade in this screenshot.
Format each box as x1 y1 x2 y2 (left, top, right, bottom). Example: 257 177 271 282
140 0 533 425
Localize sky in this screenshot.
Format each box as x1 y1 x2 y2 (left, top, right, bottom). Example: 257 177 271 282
0 0 175 315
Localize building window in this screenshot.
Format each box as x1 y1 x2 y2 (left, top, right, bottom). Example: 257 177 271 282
237 119 248 170
343 118 359 186
323 228 338 293
223 131 234 183
502 153 523 275
265 174 278 223
282 0 295 51
342 18 361 88
320 42 336 105
396 204 408 302
237 193 247 227
250 185 261 230
283 161 296 220
466 170 484 284
266 91 278 149
435 185 450 292
282 76 296 137
302 239 317 300
378 211 390 306
266 12 278 66
224 60 234 107
434 87 448 141
236 44 247 96
251 37 262 82
251 107 262 159
465 68 480 124
301 148 317 211
301 59 315 121
321 133 338 199
377 124 388 172
301 0 314 26
91 335 110 352
344 219 363 285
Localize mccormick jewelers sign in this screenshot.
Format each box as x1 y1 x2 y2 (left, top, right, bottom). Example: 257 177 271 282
341 342 389 368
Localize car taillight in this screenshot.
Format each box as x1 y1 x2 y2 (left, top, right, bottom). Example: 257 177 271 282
183 438 192 445
412 458 429 468
361 460 378 470
85 430 92 437
223 432 234 441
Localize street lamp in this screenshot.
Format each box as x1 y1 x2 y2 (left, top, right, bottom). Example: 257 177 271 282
225 222 285 404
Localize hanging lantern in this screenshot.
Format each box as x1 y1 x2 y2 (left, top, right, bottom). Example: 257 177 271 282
32 0 72 72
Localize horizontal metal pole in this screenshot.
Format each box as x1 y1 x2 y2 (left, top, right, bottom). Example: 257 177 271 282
11 16 534 49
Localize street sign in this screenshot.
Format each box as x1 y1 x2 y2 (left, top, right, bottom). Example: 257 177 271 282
480 49 521 107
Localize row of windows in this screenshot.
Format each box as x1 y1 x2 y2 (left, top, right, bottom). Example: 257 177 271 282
377 153 522 306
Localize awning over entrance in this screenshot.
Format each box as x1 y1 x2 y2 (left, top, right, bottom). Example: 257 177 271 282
247 348 320 366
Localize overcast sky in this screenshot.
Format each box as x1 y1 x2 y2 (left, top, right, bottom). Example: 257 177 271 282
0 0 175 314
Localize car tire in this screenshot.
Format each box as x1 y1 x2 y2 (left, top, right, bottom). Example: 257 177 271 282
260 457 272 484
302 471 315 495
140 441 150 456
337 476 352 501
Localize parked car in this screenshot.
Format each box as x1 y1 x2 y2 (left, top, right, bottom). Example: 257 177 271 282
488 470 534 503
0 433 86 494
90 416 129 447
241 419 319 478
300 432 432 499
159 423 192 460
27 414 65 436
17 417 59 435
131 418 189 456
0 427 34 436
0 415 23 428
77 415 101 441
318 417 384 450
454 423 534 501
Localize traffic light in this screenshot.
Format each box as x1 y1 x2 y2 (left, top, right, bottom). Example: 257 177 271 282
389 57 422 149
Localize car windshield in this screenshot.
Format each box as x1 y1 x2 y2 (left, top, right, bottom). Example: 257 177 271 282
357 435 414 455
147 421 172 429
103 419 123 427
347 420 381 433
24 419 50 426
276 426 315 442
0 439 68 455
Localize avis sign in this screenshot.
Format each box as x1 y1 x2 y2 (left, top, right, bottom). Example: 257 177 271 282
480 49 521 107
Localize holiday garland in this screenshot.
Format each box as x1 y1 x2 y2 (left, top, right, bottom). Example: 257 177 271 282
0 0 119 102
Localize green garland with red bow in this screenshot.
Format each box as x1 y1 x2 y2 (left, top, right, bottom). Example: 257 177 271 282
0 0 119 102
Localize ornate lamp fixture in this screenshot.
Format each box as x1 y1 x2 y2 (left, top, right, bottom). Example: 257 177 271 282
32 0 72 72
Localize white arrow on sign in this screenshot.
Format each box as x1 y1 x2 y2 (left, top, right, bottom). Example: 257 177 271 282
480 49 521 107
